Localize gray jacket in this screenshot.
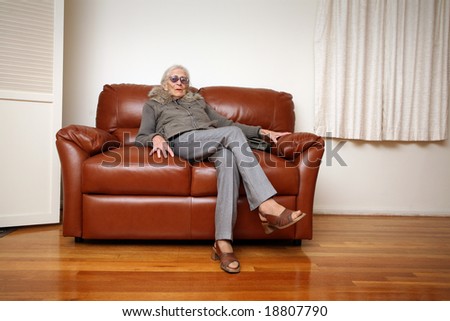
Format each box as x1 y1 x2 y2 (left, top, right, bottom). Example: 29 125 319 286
135 86 261 147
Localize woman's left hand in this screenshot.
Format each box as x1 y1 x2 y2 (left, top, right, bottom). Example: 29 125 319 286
259 129 291 144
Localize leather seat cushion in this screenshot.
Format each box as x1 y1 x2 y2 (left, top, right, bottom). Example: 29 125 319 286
191 150 299 196
82 146 191 195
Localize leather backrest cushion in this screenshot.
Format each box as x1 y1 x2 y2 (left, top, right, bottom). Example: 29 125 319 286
96 84 154 133
199 86 295 133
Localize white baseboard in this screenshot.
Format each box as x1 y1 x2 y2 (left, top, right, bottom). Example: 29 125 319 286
313 208 450 217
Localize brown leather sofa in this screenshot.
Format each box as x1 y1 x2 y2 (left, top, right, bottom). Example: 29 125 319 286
56 84 324 244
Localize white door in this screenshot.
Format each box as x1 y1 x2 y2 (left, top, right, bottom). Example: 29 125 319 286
0 0 64 227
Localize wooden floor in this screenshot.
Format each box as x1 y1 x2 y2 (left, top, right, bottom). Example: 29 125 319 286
1 215 450 301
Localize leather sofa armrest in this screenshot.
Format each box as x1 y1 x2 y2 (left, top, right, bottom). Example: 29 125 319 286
56 125 119 238
273 132 325 240
56 124 120 156
274 132 325 165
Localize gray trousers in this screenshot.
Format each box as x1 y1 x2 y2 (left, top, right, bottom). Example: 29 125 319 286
171 126 276 241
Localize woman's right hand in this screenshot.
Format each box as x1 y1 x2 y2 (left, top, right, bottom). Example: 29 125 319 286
150 135 174 158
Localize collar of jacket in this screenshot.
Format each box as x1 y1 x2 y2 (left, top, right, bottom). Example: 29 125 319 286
148 86 204 105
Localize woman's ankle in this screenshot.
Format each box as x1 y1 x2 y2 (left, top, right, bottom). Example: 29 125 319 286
216 239 233 253
258 199 283 216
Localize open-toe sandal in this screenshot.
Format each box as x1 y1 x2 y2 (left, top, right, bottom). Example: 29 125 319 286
259 208 306 234
211 242 240 274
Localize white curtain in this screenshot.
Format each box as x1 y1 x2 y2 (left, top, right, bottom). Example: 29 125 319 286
314 0 449 141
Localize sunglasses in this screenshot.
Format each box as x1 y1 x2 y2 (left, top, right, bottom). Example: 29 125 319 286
168 75 189 85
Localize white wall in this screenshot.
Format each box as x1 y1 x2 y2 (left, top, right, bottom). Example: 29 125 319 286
63 0 450 216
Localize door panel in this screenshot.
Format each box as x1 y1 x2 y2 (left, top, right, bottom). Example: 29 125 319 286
0 0 63 227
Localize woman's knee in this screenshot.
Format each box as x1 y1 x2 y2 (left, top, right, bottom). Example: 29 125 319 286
222 127 247 148
227 126 245 138
212 148 236 169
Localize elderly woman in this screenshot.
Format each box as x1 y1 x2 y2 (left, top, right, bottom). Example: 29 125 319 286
136 65 306 274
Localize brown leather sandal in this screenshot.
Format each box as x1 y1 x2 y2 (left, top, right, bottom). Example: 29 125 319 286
211 242 240 274
259 208 306 234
